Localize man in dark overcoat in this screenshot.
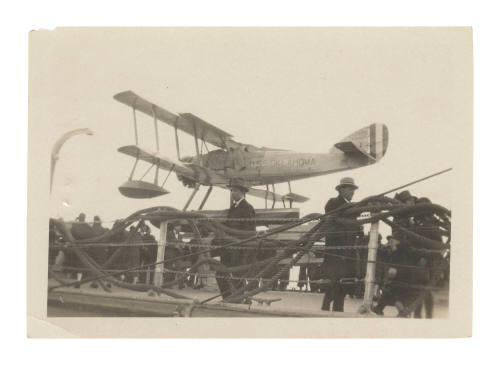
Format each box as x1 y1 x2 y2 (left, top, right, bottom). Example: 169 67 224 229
321 177 363 312
216 179 256 299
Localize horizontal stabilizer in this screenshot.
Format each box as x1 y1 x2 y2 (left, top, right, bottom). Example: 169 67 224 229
234 187 309 203
282 192 309 203
334 141 376 161
246 187 287 202
333 123 388 163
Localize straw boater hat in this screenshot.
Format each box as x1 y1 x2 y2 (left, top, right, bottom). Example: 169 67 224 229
227 178 249 193
335 177 358 191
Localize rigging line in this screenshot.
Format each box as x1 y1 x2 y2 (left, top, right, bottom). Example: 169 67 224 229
374 168 452 198
138 163 155 181
161 165 175 188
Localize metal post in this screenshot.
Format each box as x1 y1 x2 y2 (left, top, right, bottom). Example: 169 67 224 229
154 220 168 287
272 184 276 209
265 184 269 209
359 221 379 313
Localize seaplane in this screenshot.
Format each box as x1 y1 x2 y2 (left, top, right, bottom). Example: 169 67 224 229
114 90 389 210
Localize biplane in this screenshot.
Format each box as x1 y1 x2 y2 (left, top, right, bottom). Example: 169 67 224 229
114 91 389 210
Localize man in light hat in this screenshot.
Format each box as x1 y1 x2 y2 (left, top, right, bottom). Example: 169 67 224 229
216 179 256 300
321 177 363 311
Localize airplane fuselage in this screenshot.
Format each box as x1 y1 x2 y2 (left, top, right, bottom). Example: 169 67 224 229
197 148 372 186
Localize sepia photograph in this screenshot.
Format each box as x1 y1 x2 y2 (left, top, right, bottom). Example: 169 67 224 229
27 27 472 337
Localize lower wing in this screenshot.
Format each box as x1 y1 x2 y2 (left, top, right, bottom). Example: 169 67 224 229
118 145 196 179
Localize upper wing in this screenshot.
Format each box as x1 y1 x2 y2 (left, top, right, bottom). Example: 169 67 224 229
118 145 195 178
114 90 235 150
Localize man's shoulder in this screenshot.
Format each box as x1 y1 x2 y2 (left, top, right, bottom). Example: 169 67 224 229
326 196 341 204
325 196 343 211
240 199 255 212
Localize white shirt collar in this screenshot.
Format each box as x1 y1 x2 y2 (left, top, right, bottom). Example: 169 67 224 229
233 197 245 207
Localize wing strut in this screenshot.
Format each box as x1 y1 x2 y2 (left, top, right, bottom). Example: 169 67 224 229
132 105 139 145
161 165 175 188
152 105 159 151
154 163 159 185
174 123 181 160
198 185 213 210
183 183 200 211
128 154 139 180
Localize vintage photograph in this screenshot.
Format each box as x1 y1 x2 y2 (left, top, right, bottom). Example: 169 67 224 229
28 27 472 336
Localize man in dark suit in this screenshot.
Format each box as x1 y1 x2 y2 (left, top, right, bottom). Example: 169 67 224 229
321 177 363 312
216 179 256 299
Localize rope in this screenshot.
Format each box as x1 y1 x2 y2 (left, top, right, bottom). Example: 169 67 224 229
50 241 369 251
48 169 452 300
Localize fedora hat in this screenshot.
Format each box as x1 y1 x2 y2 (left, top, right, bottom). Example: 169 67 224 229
335 177 358 191
416 197 431 204
227 178 249 193
395 190 415 203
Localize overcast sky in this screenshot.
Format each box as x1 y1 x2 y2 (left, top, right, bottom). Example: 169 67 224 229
29 28 471 226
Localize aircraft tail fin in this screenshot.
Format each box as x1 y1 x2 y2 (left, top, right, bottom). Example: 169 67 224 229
331 123 389 162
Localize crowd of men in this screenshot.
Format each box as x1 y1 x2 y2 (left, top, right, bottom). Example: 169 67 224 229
317 178 448 317
49 214 200 288
49 176 448 317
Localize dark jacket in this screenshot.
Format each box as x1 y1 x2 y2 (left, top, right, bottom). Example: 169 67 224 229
226 199 256 232
324 196 363 255
321 195 363 281
216 198 256 268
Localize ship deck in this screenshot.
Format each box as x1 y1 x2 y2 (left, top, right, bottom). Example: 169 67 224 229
47 279 449 318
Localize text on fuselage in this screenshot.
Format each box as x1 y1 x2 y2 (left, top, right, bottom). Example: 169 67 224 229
249 158 316 169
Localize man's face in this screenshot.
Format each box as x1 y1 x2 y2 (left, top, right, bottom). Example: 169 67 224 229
403 197 416 206
339 186 356 201
388 237 400 252
231 188 244 202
